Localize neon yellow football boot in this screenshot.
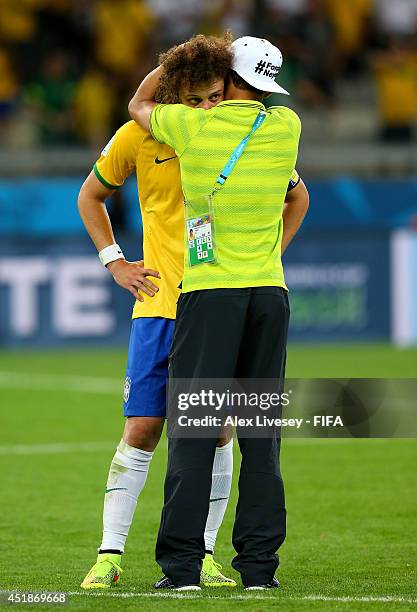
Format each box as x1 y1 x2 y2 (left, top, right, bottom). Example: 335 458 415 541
80 553 123 589
201 554 237 587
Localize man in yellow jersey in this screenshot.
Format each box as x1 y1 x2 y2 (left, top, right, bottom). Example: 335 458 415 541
78 34 237 590
129 36 307 590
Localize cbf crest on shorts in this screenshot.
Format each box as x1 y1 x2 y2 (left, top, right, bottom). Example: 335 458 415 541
123 376 132 403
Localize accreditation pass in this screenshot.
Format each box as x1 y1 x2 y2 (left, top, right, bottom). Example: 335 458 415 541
186 213 215 266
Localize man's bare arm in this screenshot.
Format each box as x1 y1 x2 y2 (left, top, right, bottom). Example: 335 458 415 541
78 171 160 301
281 179 309 255
128 65 164 131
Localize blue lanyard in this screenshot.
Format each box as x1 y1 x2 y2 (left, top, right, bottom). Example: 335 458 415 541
214 111 267 189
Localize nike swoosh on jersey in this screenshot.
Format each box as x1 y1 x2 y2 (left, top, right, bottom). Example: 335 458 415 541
154 156 176 164
105 487 128 493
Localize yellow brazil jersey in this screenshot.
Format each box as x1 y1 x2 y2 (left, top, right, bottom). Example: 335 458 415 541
94 121 183 320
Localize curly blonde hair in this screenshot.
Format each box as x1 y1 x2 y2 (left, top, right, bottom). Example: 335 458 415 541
155 32 233 104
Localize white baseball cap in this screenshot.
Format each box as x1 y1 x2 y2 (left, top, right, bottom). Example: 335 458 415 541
231 36 289 95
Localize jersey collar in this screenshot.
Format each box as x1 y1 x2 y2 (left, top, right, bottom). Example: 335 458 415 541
217 100 266 111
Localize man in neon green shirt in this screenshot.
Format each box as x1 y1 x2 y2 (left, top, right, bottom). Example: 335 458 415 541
129 36 306 590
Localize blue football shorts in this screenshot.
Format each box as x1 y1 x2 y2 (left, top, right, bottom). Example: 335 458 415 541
123 317 175 417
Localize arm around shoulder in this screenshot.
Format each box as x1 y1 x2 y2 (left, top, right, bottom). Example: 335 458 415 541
128 66 163 131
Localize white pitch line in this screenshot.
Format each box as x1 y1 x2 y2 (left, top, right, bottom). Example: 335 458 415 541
63 591 417 604
303 595 417 604
0 371 121 395
0 441 114 456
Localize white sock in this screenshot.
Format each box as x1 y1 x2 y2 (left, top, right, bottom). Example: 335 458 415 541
100 440 153 553
204 439 233 553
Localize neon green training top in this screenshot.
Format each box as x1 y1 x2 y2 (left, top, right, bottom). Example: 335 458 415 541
150 99 301 293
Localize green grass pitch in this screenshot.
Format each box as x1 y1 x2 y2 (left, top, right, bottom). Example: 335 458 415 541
0 343 416 611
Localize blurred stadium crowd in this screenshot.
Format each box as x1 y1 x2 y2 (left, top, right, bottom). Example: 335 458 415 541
1 0 417 149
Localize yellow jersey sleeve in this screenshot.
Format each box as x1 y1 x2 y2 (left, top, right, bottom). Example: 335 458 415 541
286 107 302 141
270 106 302 143
94 121 145 189
150 103 206 155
